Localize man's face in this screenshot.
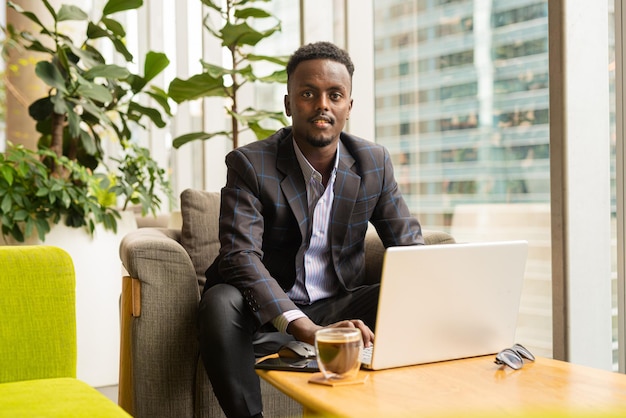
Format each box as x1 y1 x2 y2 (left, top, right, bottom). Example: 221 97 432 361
284 59 353 149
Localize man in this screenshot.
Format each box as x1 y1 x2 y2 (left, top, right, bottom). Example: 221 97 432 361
198 41 423 418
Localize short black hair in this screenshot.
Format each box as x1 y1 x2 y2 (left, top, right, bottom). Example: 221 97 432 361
286 41 355 80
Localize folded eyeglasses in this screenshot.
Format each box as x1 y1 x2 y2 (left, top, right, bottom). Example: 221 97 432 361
494 343 535 370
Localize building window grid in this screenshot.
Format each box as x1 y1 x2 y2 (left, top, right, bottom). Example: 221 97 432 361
375 0 555 358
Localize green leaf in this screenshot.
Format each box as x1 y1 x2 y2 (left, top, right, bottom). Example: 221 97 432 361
248 122 278 140
110 36 134 62
35 61 68 93
28 97 54 122
60 189 72 208
172 131 228 149
143 51 170 84
86 22 111 40
1 193 12 213
234 7 272 19
35 187 49 197
82 64 130 80
63 42 101 69
199 0 222 13
66 105 81 139
79 129 98 156
34 218 51 242
168 74 226 103
221 21 267 47
57 4 88 21
13 210 29 222
236 64 255 82
257 69 287 83
102 0 143 16
11 224 25 243
80 100 109 122
124 74 142 93
128 102 166 128
76 82 113 103
50 94 68 116
0 165 14 185
231 107 288 125
102 17 126 38
146 88 172 116
200 61 230 78
247 53 289 66
21 38 54 55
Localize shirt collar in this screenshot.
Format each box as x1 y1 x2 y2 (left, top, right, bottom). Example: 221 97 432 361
292 138 339 184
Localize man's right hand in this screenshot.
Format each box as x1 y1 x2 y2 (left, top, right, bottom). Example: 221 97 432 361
286 317 374 347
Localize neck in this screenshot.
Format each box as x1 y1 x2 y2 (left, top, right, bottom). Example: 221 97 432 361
295 139 337 186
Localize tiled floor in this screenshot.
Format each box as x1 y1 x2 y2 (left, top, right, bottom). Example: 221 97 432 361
96 385 118 404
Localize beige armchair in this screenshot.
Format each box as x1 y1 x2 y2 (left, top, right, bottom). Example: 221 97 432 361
118 189 455 417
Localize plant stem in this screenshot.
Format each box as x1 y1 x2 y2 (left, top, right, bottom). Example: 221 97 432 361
50 112 65 176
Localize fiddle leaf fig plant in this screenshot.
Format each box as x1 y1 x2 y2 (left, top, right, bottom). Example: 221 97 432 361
7 0 171 171
1 0 173 241
168 0 288 149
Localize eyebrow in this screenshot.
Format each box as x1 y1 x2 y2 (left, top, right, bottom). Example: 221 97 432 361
299 82 349 92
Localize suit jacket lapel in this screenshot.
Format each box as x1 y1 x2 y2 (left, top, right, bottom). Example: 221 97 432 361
331 140 360 265
277 135 308 241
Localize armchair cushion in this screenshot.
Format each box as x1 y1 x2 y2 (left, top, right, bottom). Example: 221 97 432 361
180 189 220 287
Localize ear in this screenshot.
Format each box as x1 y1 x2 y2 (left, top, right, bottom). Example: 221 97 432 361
346 99 353 120
284 94 291 117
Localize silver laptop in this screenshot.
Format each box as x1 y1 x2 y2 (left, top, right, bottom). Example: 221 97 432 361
362 240 528 370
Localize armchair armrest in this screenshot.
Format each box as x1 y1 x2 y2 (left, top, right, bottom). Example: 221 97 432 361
118 228 201 417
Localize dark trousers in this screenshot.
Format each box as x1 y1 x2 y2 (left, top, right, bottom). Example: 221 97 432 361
197 283 380 418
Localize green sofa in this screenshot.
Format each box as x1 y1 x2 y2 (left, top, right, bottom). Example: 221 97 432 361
0 245 130 418
118 189 455 418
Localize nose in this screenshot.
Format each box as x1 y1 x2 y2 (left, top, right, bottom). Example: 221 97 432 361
316 94 330 111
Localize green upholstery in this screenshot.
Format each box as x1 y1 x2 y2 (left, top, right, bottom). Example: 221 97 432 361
0 246 76 383
0 245 130 418
0 378 129 418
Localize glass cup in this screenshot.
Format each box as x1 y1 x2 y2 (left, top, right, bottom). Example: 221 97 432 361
314 327 363 380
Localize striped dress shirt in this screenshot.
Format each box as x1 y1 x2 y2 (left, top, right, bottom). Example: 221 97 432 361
271 139 339 333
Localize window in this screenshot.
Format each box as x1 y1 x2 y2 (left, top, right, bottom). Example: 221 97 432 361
374 0 553 359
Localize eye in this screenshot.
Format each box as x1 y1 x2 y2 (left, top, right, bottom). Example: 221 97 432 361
330 92 343 100
301 91 313 98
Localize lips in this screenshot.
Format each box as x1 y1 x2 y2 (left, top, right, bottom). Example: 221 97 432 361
311 115 332 127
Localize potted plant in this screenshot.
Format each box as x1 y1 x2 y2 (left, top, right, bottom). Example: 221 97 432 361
168 0 288 149
1 0 173 387
2 0 172 242
108 140 172 217
0 143 118 243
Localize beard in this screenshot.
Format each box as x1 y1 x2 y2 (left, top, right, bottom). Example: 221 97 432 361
304 134 335 148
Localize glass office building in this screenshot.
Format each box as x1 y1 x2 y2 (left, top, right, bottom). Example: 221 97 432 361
373 0 554 357
374 0 549 225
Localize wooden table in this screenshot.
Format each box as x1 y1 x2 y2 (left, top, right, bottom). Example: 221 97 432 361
257 356 626 417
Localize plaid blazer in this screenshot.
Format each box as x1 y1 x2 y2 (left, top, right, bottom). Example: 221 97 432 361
205 127 423 325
